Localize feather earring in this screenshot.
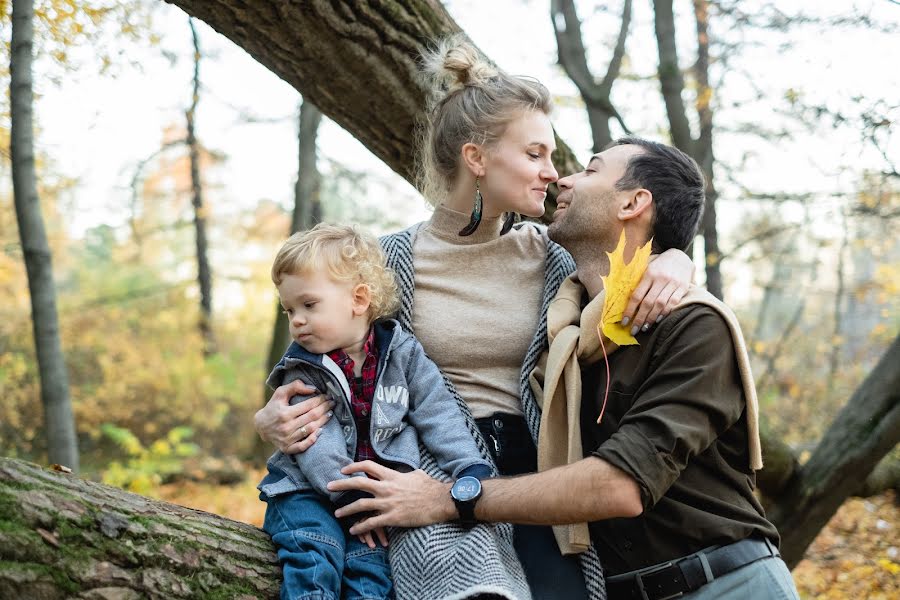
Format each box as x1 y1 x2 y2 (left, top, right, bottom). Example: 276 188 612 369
459 177 484 236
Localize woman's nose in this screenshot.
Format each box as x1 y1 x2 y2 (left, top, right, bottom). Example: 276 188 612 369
543 162 559 183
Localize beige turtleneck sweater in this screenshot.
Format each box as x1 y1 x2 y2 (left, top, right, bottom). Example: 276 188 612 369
411 204 547 419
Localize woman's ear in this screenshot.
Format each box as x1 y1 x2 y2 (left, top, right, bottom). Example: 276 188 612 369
461 142 485 178
618 188 653 222
351 283 372 317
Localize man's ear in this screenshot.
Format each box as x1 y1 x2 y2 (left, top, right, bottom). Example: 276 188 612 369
351 283 372 317
461 142 486 178
618 188 653 222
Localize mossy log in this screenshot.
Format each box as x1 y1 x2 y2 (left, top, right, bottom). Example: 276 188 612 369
0 457 279 600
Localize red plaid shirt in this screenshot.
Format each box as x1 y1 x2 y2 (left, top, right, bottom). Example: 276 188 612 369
328 327 379 462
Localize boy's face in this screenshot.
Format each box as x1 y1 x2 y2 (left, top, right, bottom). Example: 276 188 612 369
277 268 370 355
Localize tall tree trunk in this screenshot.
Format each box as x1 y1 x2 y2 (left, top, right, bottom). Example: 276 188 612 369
163 0 582 199
256 100 324 460
0 457 279 599
552 0 632 152
651 0 694 154
767 334 900 567
10 0 79 472
692 0 723 299
186 18 216 355
293 101 324 232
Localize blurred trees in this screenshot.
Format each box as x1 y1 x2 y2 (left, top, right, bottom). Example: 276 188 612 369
186 17 215 354
9 0 78 470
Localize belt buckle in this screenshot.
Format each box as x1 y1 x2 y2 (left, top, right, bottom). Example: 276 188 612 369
634 561 684 600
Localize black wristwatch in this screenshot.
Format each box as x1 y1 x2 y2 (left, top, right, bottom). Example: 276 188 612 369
450 475 482 527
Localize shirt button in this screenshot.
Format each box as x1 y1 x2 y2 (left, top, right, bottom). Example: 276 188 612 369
623 540 633 551
361 408 368 416
493 418 504 430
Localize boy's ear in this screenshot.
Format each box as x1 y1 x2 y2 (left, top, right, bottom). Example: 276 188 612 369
351 283 372 317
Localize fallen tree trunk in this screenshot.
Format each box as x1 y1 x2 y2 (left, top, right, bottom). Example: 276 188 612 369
0 457 279 599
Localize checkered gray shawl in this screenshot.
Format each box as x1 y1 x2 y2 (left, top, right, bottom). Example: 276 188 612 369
379 223 606 600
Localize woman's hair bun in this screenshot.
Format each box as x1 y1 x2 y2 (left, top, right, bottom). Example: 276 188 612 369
421 34 497 97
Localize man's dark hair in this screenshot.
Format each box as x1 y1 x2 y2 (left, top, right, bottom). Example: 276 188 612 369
609 137 705 253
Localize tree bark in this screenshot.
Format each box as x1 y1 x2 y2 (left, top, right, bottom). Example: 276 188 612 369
163 0 582 201
651 0 694 154
0 457 279 599
10 0 80 472
186 18 216 355
691 0 723 300
767 333 900 568
552 0 632 152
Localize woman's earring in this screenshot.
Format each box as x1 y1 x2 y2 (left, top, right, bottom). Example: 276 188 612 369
500 212 517 235
459 177 483 236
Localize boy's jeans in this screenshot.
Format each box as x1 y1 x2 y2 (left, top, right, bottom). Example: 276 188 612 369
262 488 393 600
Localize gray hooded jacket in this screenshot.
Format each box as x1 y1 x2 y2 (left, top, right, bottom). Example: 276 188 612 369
258 319 493 506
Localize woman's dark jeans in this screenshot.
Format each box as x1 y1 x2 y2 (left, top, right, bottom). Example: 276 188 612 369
476 413 589 600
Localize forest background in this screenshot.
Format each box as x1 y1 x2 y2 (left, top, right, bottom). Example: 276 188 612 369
1 0 898 598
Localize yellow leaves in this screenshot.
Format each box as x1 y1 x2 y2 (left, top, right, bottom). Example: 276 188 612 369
600 230 653 346
878 558 900 576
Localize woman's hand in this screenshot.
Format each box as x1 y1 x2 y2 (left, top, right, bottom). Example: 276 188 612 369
254 379 335 454
622 248 694 334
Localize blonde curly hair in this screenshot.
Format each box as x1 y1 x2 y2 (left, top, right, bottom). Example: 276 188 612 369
271 223 400 322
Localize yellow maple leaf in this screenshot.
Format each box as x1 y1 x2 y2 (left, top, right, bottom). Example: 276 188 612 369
599 230 653 346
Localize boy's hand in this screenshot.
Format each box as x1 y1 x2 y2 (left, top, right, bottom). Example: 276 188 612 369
254 379 335 454
356 526 389 549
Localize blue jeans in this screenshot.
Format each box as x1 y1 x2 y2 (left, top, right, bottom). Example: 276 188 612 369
684 556 799 600
262 488 393 600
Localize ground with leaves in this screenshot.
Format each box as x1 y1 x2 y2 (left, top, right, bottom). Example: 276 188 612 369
151 466 898 600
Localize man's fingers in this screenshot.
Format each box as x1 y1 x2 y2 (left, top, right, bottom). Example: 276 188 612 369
623 279 652 325
340 460 395 480
329 476 382 497
333 497 380 519
349 513 391 536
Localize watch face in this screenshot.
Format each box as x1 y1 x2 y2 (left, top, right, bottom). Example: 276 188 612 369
451 476 481 502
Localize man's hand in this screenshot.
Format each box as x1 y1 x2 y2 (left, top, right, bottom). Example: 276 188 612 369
329 461 456 535
254 379 335 454
623 248 693 334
